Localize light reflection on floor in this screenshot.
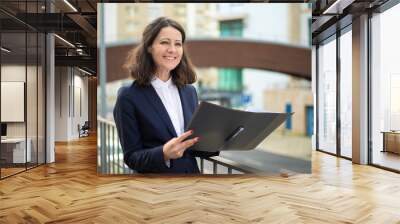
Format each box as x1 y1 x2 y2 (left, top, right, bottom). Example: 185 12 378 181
372 151 400 171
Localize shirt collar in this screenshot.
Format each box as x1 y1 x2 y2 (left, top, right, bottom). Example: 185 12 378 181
151 76 174 89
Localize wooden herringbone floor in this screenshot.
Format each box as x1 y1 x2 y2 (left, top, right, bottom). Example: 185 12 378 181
1 135 400 223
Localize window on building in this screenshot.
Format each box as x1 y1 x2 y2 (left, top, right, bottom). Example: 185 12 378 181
218 19 244 107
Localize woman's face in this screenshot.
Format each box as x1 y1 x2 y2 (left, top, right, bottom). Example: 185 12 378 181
149 26 183 74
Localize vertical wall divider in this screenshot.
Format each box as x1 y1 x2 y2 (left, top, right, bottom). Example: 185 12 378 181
44 2 47 164
36 0 39 167
316 45 319 150
44 30 47 164
336 29 341 157
367 11 373 165
0 25 2 179
72 68 75 118
37 26 39 168
25 2 28 171
59 66 62 117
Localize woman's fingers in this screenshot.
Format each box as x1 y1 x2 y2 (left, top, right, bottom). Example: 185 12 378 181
171 137 199 157
164 133 199 159
176 130 193 143
179 137 199 151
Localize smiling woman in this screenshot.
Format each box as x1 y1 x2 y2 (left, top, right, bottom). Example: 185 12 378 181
148 26 184 80
124 17 196 87
113 17 219 174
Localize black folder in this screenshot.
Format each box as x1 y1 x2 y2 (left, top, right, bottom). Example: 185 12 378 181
186 102 292 152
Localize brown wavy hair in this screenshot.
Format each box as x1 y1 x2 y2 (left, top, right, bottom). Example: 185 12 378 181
124 17 197 87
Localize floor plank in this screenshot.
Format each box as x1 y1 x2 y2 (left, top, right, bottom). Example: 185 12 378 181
1 135 400 223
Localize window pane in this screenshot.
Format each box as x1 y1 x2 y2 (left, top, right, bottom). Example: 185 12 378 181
1 30 28 177
27 31 38 169
340 30 352 158
318 38 337 154
371 4 400 171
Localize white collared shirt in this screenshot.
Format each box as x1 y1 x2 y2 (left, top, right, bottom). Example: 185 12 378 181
151 76 184 137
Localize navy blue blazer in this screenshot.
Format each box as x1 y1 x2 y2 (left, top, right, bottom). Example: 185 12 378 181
113 81 218 174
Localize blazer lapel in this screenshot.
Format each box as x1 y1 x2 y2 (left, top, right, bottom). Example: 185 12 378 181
141 85 177 137
178 87 191 129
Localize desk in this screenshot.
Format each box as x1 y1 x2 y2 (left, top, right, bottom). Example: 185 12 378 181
1 138 31 163
382 131 400 154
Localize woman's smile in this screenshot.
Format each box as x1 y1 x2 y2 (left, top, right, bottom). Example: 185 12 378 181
163 55 177 61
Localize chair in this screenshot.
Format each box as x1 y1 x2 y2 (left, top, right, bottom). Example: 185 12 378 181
78 121 90 138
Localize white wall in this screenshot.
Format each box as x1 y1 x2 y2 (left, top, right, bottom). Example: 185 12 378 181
55 66 68 141
55 67 89 141
1 65 25 141
1 65 26 81
1 65 28 138
2 63 46 163
72 73 89 138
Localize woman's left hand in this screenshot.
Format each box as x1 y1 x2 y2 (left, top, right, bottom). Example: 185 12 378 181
162 130 199 160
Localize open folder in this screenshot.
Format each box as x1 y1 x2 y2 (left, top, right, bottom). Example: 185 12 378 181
186 102 292 152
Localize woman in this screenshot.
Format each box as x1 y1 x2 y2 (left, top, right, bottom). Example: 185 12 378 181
114 17 218 174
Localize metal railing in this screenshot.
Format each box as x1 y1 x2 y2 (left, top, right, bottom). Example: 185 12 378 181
97 117 135 174
98 117 254 174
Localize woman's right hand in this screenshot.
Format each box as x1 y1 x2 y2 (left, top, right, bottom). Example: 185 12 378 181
163 130 199 160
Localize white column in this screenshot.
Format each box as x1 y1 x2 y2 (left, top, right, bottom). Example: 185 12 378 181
46 32 55 163
352 14 369 164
